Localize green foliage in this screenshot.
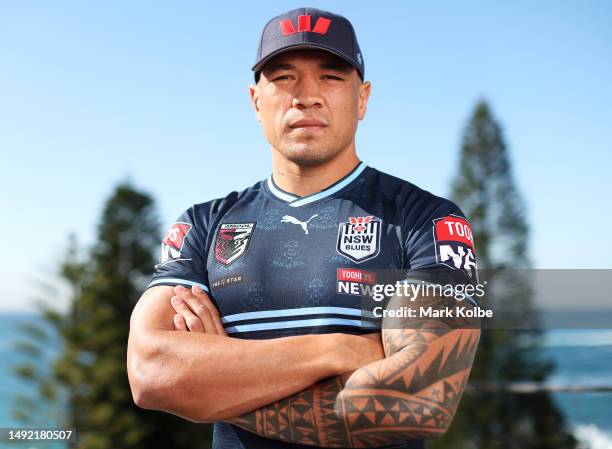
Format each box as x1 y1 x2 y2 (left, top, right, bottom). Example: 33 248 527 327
13 182 213 448
430 100 577 449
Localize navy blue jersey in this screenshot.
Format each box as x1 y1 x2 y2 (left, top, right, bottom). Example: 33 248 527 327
146 162 477 449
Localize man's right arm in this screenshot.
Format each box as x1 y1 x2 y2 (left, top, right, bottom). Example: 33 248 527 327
127 285 383 423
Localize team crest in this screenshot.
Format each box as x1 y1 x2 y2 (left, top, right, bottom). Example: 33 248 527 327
336 216 381 263
160 222 192 265
433 214 478 280
215 223 256 266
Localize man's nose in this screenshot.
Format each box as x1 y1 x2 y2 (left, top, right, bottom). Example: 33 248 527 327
291 75 323 109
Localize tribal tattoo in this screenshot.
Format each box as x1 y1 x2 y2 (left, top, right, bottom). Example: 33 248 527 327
227 294 481 447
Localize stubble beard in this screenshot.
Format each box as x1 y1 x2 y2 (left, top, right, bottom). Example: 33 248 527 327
279 137 350 168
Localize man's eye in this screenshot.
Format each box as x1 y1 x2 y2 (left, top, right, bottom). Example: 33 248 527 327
322 75 343 80
272 75 293 81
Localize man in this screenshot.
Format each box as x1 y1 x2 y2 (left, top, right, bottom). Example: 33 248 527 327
127 7 480 449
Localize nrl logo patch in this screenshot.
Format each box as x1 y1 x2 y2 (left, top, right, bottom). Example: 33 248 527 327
214 223 256 266
336 216 381 263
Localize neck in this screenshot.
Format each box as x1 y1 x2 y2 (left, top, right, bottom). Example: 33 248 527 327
271 146 360 197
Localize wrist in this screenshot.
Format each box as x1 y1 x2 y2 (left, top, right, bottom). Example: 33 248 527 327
317 333 353 375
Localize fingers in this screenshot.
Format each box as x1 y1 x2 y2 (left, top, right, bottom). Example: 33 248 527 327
171 296 206 332
171 285 226 336
174 313 188 331
190 285 227 336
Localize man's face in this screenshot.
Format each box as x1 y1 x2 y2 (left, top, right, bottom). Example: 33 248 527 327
250 50 371 167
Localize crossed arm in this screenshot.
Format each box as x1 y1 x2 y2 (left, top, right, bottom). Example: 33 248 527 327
226 305 480 447
128 284 479 447
127 285 384 422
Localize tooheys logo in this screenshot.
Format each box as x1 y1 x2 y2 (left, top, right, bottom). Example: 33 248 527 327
160 222 192 265
337 268 377 297
336 216 381 263
433 215 478 279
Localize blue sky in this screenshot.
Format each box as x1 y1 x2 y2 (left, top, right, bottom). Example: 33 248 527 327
1 1 611 311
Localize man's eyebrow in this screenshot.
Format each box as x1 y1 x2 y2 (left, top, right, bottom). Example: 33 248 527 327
319 61 352 72
263 60 353 74
263 62 295 73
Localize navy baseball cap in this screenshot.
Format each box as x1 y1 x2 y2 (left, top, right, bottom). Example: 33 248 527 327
252 7 364 82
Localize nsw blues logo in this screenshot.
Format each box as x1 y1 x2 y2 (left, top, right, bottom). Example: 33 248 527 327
336 216 381 263
214 223 256 266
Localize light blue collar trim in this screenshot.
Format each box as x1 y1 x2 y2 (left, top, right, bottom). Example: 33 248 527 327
266 176 298 201
266 162 367 208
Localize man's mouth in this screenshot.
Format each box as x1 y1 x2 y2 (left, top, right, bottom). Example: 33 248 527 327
289 118 327 130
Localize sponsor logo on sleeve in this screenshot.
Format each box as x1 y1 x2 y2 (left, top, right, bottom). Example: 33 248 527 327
336 216 381 263
337 268 377 297
433 215 478 279
214 223 256 266
160 222 192 265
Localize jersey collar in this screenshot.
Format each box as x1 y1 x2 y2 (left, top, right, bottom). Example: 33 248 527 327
266 161 367 208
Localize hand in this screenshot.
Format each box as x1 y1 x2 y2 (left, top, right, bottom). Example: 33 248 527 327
170 285 227 336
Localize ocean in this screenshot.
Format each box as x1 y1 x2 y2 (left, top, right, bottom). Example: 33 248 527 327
1 313 611 449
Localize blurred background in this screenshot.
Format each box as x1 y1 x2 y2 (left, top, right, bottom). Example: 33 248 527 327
1 1 611 448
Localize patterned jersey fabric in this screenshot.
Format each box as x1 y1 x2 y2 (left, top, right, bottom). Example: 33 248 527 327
146 162 478 449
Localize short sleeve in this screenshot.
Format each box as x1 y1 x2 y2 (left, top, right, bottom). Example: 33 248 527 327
145 205 210 293
404 200 479 304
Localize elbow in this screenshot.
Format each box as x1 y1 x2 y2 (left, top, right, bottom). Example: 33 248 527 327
127 343 216 424
127 349 164 411
130 382 155 410
127 333 175 412
128 368 159 411
128 353 191 416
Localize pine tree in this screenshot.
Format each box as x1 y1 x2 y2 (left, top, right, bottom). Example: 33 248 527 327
430 100 577 449
13 182 213 448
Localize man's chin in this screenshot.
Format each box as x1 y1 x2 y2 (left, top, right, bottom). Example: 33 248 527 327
283 149 335 167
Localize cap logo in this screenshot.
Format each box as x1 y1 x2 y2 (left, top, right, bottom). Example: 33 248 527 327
279 15 332 36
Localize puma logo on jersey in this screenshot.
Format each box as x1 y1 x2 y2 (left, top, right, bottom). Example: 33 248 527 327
281 214 318 234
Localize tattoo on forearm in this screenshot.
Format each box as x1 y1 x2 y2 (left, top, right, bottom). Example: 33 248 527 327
230 375 352 447
228 295 480 448
338 329 478 447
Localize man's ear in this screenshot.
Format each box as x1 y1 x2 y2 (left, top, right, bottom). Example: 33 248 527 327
358 80 371 121
249 84 262 122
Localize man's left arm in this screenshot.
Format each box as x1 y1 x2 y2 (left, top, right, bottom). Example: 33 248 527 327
226 293 480 448
225 203 482 446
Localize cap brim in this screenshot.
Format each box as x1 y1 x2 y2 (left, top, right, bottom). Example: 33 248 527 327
252 43 361 78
